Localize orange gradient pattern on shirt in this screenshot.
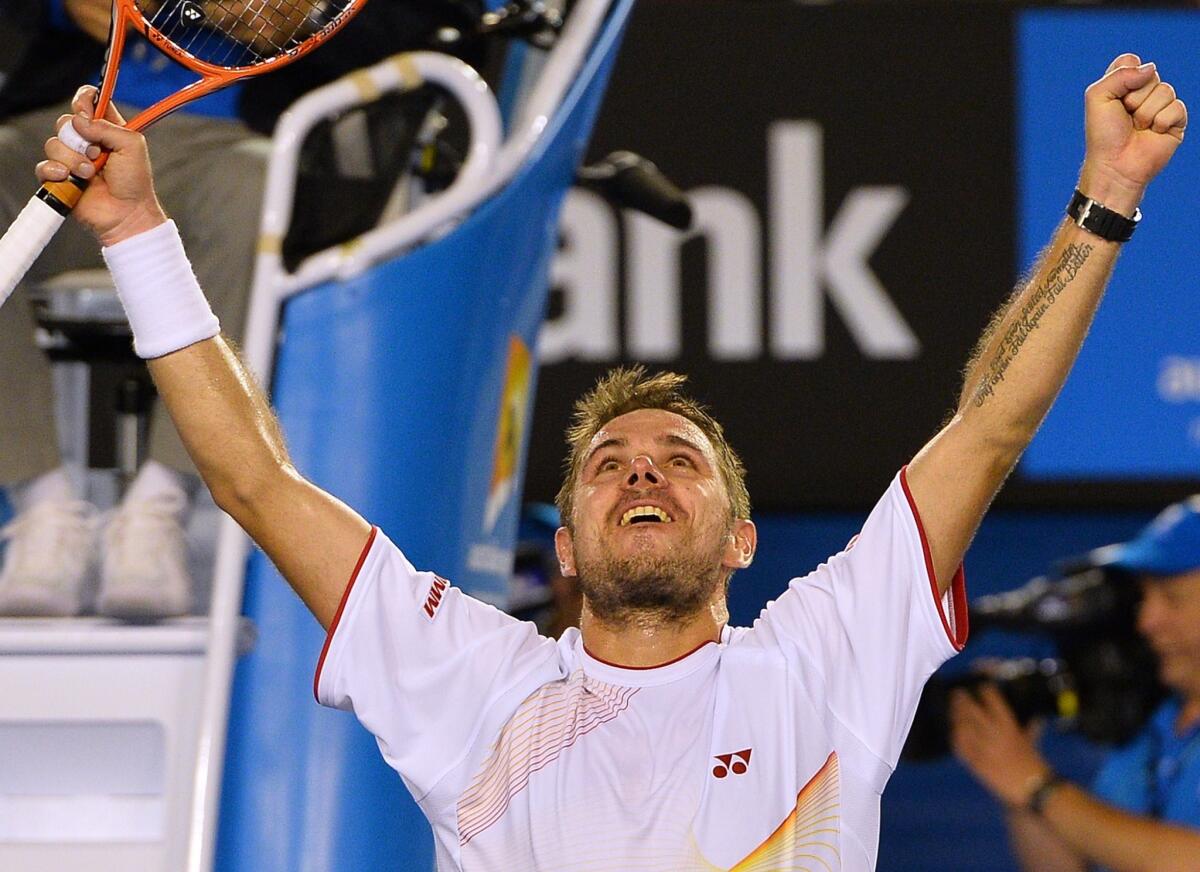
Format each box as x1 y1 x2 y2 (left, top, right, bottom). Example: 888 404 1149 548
729 751 840 871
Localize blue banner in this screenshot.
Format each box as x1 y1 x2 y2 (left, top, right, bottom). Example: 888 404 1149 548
1018 10 1200 479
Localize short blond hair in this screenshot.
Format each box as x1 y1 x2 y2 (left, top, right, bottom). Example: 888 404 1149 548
555 366 750 527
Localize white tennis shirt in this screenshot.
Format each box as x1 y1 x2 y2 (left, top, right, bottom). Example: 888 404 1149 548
315 468 967 871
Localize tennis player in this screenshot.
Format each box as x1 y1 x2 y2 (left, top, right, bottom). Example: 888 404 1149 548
32 53 1185 870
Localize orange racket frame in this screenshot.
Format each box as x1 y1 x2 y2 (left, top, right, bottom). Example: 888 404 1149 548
42 0 369 211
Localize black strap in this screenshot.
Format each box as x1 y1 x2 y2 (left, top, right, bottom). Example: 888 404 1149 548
1068 189 1141 243
1028 772 1067 815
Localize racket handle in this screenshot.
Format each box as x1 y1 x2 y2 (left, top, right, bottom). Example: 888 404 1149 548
0 193 70 307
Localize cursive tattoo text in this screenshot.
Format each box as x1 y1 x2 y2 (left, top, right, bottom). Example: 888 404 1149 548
972 242 1094 407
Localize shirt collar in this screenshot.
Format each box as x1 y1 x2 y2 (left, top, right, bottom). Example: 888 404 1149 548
572 627 727 688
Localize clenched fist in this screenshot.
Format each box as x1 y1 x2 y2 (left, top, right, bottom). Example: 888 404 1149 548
1079 53 1188 215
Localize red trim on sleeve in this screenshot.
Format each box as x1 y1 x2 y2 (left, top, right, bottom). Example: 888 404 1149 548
898 467 969 651
313 526 379 703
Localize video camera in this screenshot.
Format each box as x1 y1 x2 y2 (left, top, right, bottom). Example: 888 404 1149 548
903 564 1166 760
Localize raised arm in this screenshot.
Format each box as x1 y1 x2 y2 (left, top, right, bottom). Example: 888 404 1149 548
37 89 371 628
143 339 371 628
906 54 1187 592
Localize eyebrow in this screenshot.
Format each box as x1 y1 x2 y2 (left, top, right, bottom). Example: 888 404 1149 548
582 433 709 470
583 437 627 469
659 433 706 455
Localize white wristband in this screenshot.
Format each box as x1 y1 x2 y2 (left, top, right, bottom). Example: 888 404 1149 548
102 220 220 359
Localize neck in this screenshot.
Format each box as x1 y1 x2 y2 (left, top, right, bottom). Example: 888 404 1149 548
579 597 726 668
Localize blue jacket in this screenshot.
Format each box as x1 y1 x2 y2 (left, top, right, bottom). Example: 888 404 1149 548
1093 696 1200 828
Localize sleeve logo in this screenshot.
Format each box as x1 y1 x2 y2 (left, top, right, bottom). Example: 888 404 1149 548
422 575 450 621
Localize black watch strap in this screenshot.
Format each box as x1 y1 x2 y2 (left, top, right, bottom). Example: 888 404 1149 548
1067 189 1141 242
1027 772 1067 815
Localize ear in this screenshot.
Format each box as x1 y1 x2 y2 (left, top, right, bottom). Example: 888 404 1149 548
722 519 757 570
554 526 578 577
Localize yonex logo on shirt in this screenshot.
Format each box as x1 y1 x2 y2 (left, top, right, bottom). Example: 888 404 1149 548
422 576 450 621
712 748 752 778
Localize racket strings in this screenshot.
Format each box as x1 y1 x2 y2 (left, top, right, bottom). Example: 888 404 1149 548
136 0 355 69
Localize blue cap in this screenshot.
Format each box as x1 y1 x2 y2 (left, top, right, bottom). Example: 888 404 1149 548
1087 496 1200 577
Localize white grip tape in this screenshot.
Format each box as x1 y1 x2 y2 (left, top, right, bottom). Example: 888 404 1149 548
103 220 220 358
57 121 93 156
0 195 68 307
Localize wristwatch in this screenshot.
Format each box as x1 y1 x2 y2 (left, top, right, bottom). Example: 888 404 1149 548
1026 771 1067 815
1067 189 1141 242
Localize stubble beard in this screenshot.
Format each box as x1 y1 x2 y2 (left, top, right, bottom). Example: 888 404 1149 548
575 522 730 628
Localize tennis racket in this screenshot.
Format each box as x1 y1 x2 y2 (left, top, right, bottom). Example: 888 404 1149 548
0 0 368 303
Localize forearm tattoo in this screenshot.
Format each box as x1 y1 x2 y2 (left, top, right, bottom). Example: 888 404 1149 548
972 242 1094 407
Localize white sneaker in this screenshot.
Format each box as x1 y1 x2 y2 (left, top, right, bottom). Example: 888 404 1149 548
97 492 192 621
0 500 97 617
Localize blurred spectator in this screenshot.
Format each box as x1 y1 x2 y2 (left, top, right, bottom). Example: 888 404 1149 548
951 499 1200 872
0 0 480 619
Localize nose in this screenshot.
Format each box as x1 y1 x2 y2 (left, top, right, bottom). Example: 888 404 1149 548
625 454 664 489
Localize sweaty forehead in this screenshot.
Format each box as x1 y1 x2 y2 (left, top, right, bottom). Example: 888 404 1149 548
586 409 716 460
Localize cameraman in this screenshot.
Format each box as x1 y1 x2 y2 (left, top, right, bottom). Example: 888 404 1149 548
951 499 1200 872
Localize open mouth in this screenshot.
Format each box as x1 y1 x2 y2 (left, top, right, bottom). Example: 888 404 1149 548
619 505 673 526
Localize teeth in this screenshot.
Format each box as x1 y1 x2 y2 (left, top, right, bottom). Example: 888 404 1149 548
620 506 672 526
